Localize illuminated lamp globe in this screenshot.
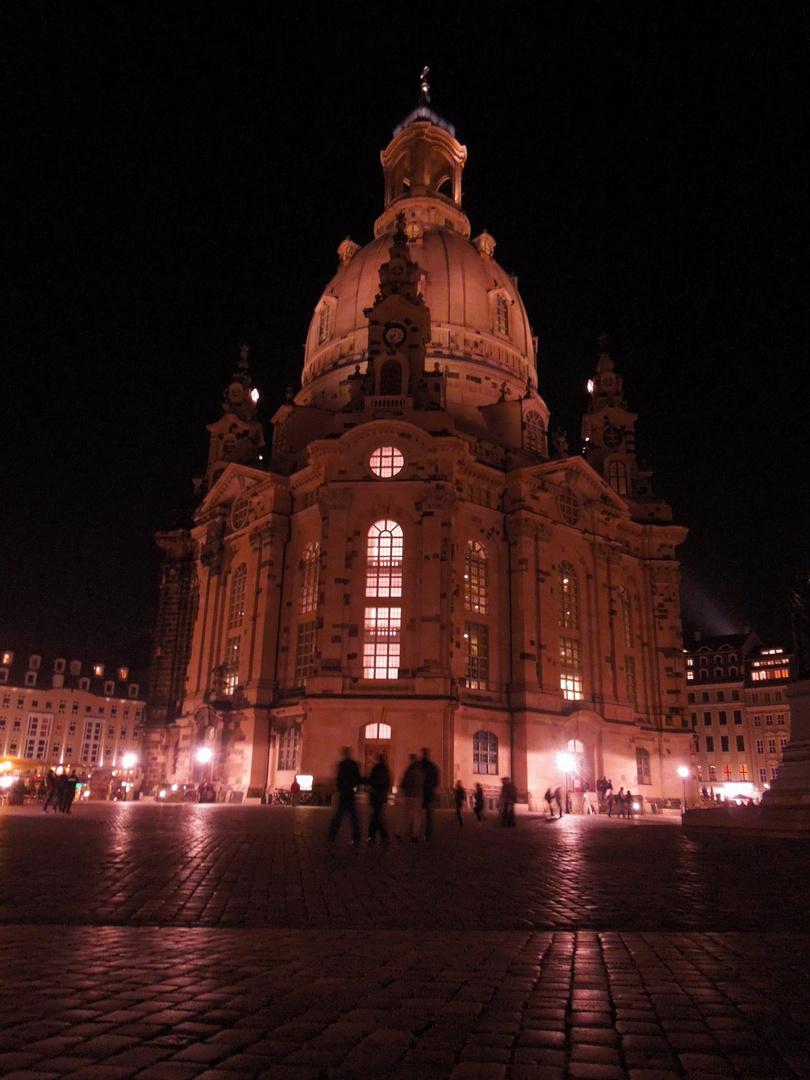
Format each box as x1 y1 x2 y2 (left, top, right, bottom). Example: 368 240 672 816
196 747 213 765
677 766 690 779
122 753 138 769
556 752 575 774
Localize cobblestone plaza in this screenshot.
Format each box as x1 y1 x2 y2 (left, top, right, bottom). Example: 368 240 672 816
1 804 809 1079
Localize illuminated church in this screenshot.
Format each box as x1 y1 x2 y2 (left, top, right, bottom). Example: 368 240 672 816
145 87 691 807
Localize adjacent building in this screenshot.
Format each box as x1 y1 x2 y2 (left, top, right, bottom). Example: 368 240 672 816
0 650 145 795
685 631 794 796
145 92 692 807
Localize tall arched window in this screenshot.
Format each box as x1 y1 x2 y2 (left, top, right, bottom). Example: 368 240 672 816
364 520 403 679
473 730 498 775
464 541 488 614
525 411 545 454
558 562 579 629
228 564 247 629
494 294 509 336
617 586 633 649
299 542 320 614
607 459 628 495
636 746 652 786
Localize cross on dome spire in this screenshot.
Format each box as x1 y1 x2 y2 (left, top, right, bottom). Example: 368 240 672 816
419 66 430 104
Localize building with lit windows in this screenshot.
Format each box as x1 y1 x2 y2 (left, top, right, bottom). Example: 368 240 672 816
685 631 794 796
0 650 144 792
145 92 691 806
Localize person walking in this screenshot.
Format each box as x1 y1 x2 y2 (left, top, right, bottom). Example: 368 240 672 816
615 786 626 819
290 777 301 806
398 754 424 841
553 785 565 819
420 748 440 841
327 747 363 844
42 769 59 812
473 783 485 822
367 753 391 844
453 780 466 827
499 777 517 827
63 771 79 813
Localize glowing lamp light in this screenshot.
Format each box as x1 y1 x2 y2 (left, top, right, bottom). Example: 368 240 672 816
587 379 594 394
556 752 575 774
196 747 213 765
677 766 690 779
0 775 14 789
250 388 259 403
296 774 313 792
122 753 137 769
0 760 12 771
158 789 166 798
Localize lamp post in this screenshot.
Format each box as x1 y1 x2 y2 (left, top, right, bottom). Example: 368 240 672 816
556 752 575 815
677 765 690 812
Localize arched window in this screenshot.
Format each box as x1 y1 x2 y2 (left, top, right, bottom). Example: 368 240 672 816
525 411 545 454
494 294 509 336
636 747 652 786
379 358 403 395
228 564 247 629
464 541 488 614
364 722 392 740
558 562 579 629
607 459 628 495
473 730 498 775
299 542 320 614
364 520 403 679
317 305 331 345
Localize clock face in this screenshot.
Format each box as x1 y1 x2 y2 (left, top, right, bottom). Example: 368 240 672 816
383 323 407 347
603 424 623 449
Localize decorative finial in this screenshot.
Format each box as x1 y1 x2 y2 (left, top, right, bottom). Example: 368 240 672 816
419 66 430 104
239 342 250 366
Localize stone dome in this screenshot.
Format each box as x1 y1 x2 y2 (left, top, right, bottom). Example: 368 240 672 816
298 112 540 435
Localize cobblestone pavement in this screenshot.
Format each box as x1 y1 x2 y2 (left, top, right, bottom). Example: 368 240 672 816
1 803 809 1079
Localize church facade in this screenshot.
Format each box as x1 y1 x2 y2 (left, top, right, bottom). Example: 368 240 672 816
145 99 691 807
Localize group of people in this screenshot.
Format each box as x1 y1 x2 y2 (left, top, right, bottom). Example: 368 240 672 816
42 768 79 814
328 748 527 844
327 746 442 845
542 777 638 819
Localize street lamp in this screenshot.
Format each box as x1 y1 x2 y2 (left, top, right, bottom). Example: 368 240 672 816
677 765 690 812
196 747 213 766
556 752 575 815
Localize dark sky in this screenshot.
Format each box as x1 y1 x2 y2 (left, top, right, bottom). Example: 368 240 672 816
5 3 809 665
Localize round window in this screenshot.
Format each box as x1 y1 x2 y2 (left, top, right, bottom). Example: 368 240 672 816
369 446 404 478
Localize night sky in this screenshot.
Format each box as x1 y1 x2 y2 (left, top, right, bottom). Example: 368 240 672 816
5 3 809 667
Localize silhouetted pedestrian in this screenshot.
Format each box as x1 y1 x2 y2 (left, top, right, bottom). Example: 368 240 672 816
367 754 391 844
63 771 79 813
42 769 59 812
499 777 517 827
453 780 466 826
420 748 440 840
398 753 424 841
553 785 564 818
290 778 301 806
327 747 363 844
473 783 485 821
